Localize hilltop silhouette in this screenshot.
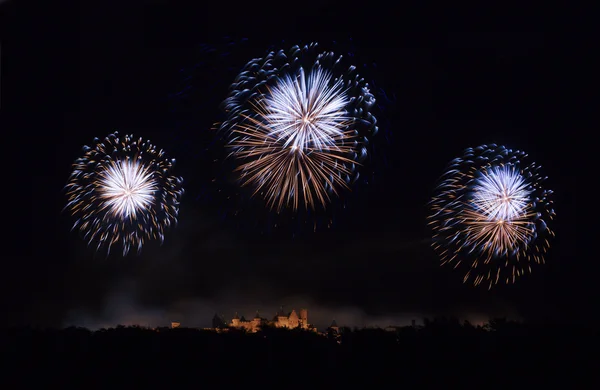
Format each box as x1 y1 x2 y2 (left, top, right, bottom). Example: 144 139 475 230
2 318 597 386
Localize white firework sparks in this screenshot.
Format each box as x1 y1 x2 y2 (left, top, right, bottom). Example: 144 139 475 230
263 67 350 152
64 132 184 256
429 145 555 289
471 165 530 222
229 66 357 211
463 165 535 259
97 158 158 219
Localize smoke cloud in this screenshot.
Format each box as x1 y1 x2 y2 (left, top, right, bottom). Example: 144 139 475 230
59 208 523 331
63 278 515 330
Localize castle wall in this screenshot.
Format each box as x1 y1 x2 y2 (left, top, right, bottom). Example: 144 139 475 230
276 317 289 328
228 309 312 332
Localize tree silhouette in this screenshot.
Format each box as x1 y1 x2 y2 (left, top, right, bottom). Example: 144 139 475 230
2 318 597 385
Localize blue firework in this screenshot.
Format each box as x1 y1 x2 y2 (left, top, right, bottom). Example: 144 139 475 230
219 42 379 213
64 132 184 256
428 144 555 289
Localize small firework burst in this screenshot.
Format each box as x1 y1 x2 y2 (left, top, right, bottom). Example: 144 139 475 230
64 132 184 256
428 144 555 289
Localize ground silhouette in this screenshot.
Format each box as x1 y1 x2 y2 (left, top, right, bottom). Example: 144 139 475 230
2 318 598 386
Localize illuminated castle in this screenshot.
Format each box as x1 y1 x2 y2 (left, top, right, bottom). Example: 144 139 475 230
212 307 316 333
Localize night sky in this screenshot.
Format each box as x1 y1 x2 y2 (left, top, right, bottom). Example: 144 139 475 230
7 1 585 331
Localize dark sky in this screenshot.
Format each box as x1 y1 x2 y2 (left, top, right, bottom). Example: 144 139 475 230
6 1 585 330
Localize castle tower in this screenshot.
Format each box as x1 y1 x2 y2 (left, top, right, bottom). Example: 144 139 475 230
300 309 308 329
277 306 286 318
288 309 299 328
329 319 339 332
252 310 262 331
276 306 288 328
231 312 240 327
212 313 226 329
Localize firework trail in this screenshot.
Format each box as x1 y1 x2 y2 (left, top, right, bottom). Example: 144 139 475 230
428 144 555 289
219 42 378 212
64 132 184 256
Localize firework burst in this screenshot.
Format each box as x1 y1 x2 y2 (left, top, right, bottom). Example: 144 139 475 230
64 132 184 256
219 42 378 213
428 144 555 289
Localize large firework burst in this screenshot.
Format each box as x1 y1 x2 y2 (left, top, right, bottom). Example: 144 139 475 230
219 42 378 212
64 132 184 256
428 144 555 289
